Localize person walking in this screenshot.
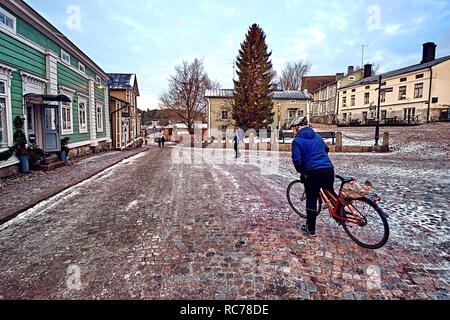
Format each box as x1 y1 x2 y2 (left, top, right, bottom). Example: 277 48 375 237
290 116 338 237
233 127 242 158
161 135 166 148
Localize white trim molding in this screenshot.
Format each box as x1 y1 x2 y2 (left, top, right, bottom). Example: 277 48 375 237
77 95 88 134
59 86 75 135
0 63 16 79
0 72 14 150
20 70 48 88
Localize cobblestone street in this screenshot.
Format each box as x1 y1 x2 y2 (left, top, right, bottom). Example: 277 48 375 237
0 127 449 299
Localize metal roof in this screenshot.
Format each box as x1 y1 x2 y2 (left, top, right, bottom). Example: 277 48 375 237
205 89 312 100
340 55 450 89
108 73 136 90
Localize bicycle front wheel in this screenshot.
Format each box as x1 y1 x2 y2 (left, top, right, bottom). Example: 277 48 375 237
287 181 322 219
342 197 389 249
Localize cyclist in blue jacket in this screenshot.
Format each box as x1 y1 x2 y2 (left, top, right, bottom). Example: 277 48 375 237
291 116 337 237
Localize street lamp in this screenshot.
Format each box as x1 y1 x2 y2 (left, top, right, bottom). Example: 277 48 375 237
375 75 393 146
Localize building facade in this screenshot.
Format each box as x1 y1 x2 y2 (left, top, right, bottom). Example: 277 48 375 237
337 43 450 125
0 0 111 177
205 89 312 134
108 73 142 150
310 67 365 124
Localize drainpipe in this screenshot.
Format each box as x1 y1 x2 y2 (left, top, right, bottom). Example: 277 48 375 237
427 67 433 123
335 86 340 124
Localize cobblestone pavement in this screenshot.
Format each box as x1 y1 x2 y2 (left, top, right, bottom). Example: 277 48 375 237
0 147 147 222
0 138 448 300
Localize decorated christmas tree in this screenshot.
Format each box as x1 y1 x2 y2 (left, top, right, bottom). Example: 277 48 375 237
233 24 276 131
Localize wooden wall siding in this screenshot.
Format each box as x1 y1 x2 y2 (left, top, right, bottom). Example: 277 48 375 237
0 31 46 120
94 86 106 137
57 63 91 143
57 62 89 95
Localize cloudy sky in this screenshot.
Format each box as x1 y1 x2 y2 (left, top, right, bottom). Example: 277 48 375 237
27 0 450 109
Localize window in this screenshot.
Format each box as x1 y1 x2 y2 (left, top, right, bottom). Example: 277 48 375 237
400 77 407 82
416 74 424 79
298 110 304 117
95 75 101 86
0 7 16 34
221 110 229 120
78 101 88 133
381 110 387 120
343 91 347 94
399 86 407 100
349 76 355 80
351 95 355 106
61 49 71 65
414 83 423 98
380 91 386 103
365 86 370 90
352 89 356 92
78 63 85 74
342 96 347 107
96 103 103 132
364 92 370 104
288 109 297 119
404 108 416 121
290 100 296 103
0 80 8 148
362 112 368 120
343 113 347 120
61 102 73 134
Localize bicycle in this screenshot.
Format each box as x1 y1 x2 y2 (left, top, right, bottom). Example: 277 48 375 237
287 175 390 249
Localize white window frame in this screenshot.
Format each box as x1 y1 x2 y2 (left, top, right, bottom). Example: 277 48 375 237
61 49 71 65
96 101 104 132
95 75 101 86
59 86 74 135
78 95 88 134
78 62 85 75
0 7 17 35
0 74 13 151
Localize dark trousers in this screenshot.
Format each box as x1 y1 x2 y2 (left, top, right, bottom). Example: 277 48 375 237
234 142 239 158
304 168 337 233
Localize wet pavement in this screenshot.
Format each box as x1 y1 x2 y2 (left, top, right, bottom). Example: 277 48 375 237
0 134 448 300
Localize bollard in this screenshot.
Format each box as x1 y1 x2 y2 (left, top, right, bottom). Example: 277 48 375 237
382 132 389 151
336 132 343 152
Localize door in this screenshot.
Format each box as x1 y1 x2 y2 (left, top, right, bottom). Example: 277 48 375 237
42 105 61 152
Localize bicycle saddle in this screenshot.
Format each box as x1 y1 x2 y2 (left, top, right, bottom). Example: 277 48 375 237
335 175 355 183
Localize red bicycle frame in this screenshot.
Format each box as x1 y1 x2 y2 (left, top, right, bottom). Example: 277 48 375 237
319 189 363 226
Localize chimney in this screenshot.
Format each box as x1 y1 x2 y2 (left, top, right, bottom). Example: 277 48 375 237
421 42 436 64
364 64 373 78
336 73 344 80
347 66 354 75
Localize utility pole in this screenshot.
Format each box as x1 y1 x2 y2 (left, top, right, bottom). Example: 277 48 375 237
361 44 368 69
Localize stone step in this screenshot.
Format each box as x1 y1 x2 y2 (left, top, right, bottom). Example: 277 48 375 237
41 160 66 172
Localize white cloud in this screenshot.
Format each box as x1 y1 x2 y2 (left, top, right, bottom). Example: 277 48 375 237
138 93 161 110
385 24 402 34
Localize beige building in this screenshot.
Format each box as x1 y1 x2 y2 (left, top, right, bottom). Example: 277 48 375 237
337 43 450 125
108 73 142 150
311 66 365 124
205 89 312 133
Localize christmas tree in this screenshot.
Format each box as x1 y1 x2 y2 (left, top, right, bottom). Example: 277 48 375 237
233 24 276 131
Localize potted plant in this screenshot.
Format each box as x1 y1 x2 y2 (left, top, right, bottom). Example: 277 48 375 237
60 137 70 162
27 142 45 170
13 116 29 173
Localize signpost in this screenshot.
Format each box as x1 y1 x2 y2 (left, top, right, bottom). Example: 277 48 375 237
374 75 393 146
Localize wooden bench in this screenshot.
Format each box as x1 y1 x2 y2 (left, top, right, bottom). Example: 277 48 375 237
279 131 336 145
317 132 336 145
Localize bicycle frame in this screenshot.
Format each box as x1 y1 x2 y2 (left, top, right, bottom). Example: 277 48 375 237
319 189 364 226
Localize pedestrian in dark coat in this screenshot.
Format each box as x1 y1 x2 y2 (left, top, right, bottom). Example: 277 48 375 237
161 135 166 148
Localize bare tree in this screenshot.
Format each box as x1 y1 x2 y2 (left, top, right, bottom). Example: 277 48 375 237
279 60 312 91
160 58 220 133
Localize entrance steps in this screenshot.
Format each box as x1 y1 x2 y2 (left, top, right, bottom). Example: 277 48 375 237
40 153 66 172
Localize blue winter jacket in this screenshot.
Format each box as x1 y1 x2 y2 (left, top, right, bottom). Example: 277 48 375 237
292 127 334 173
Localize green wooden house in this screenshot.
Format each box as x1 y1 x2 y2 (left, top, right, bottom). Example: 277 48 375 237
0 0 111 177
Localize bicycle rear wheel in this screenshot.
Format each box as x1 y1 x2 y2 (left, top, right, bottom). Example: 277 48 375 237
341 197 389 249
287 180 322 219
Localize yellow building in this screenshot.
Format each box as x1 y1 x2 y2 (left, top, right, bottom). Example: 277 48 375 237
108 73 142 149
205 89 312 133
337 43 450 125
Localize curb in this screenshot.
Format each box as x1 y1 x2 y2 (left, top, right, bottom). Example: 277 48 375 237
0 147 149 226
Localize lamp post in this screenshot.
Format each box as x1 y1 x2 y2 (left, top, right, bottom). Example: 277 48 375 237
375 75 382 146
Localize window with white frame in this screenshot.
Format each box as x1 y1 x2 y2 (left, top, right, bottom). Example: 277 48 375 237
298 110 304 117
61 101 73 134
78 99 88 133
414 83 424 98
95 75 101 86
78 62 85 74
288 109 297 119
0 78 8 148
0 7 16 34
96 103 103 132
61 49 71 65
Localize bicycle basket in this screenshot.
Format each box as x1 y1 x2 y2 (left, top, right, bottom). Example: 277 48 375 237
342 180 373 199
